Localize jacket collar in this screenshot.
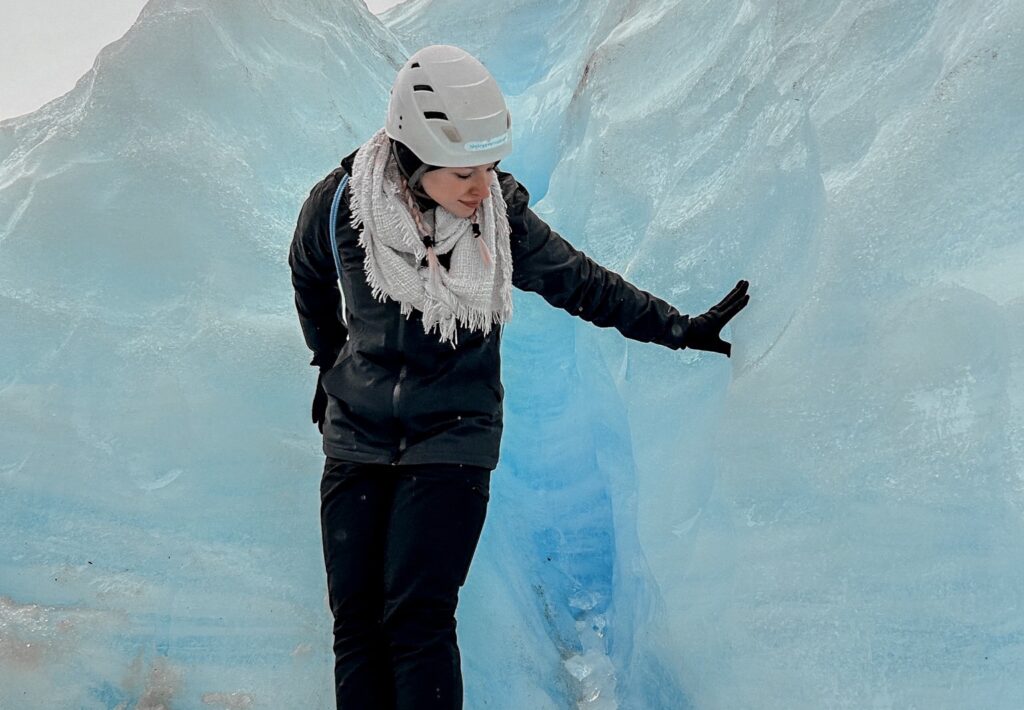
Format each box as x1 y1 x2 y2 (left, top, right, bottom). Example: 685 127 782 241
340 149 357 175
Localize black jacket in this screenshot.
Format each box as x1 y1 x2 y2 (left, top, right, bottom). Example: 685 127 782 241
289 149 691 469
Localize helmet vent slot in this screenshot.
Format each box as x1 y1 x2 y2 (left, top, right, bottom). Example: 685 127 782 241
413 84 434 92
410 62 420 68
423 111 449 120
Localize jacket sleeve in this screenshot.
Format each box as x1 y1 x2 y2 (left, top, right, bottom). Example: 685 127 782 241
502 172 691 349
288 175 349 368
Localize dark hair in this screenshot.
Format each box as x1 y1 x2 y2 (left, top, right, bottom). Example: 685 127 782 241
389 139 440 211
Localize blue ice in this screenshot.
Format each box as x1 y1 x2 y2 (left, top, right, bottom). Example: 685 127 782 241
2 0 1023 707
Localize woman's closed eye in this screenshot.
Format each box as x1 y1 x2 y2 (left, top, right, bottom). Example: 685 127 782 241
456 164 499 179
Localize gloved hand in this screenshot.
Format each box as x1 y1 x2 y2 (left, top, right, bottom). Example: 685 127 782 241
312 369 329 433
310 350 339 433
684 280 750 357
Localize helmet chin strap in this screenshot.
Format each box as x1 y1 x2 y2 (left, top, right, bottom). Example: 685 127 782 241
389 139 436 206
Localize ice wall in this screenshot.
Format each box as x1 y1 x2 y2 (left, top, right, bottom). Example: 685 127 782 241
551 4 1024 707
2 0 1023 708
389 0 1024 707
1 1 402 707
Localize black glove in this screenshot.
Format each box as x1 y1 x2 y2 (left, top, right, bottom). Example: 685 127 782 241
312 369 329 433
684 280 750 357
310 350 338 434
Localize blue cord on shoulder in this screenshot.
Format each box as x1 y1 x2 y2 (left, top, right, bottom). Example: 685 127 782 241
328 173 350 326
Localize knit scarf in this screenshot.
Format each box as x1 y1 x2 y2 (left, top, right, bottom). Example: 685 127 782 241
348 128 514 347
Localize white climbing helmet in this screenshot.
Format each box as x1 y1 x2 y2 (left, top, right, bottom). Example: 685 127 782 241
385 45 512 168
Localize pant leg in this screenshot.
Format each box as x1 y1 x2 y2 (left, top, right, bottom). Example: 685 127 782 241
320 458 397 710
381 463 491 710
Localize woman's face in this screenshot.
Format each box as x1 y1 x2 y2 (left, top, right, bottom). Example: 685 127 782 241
420 162 499 218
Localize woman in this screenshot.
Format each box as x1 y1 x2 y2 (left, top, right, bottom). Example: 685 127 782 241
289 44 750 709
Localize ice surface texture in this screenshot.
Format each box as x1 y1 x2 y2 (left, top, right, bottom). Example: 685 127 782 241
2 0 1023 708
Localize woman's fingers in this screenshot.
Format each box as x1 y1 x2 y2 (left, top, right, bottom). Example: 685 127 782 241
687 281 750 356
720 293 750 323
712 282 750 326
714 280 749 312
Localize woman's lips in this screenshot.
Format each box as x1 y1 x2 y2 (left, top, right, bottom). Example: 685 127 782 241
460 200 481 209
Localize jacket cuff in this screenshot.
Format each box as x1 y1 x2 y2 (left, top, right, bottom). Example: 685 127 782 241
658 314 690 350
310 349 340 370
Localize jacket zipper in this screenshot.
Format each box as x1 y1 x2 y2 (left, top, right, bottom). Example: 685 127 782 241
391 317 408 464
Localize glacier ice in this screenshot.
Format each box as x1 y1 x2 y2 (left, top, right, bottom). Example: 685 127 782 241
2 0 1023 708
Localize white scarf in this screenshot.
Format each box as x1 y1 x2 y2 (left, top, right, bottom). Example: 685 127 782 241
348 128 514 347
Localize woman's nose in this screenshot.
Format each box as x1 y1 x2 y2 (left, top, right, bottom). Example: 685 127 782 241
470 173 490 196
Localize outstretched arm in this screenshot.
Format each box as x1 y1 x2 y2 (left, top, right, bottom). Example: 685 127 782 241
502 173 749 356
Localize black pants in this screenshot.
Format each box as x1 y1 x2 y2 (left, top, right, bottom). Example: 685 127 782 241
320 457 491 709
